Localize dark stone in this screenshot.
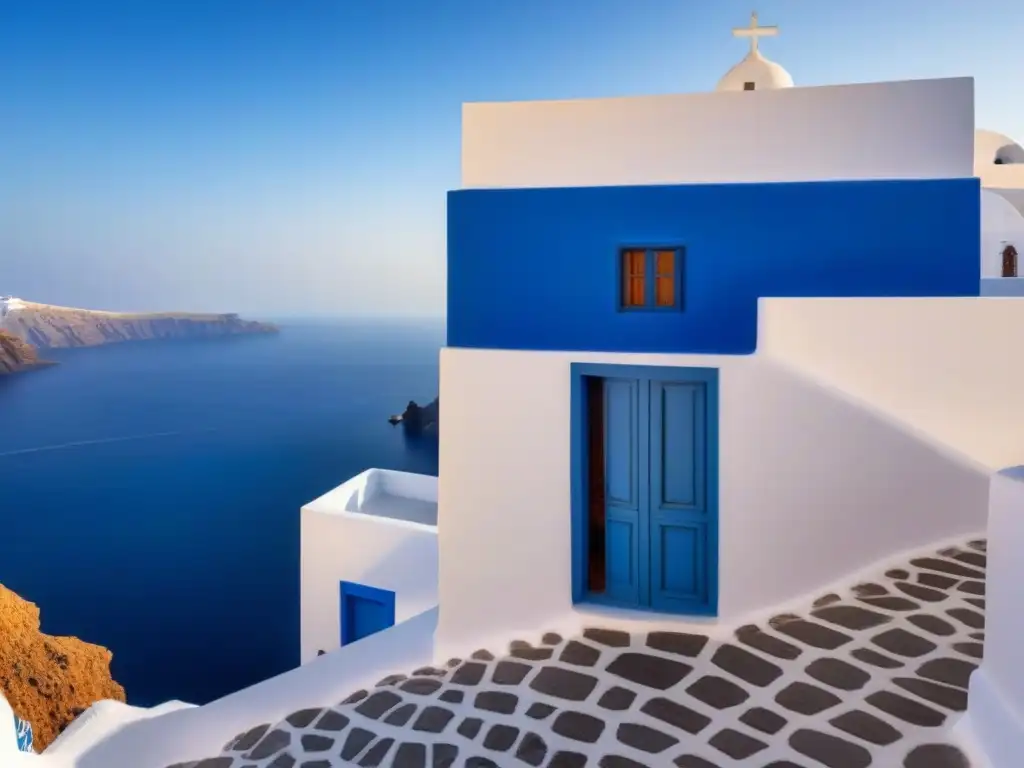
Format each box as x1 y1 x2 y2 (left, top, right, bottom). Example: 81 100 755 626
769 615 853 650
774 681 842 715
583 627 631 647
340 689 369 704
375 673 406 687
340 728 375 761
445 658 461 667
509 640 531 651
859 596 920 611
851 647 904 669
957 579 985 595
641 696 712 734
673 757 720 768
616 722 679 753
597 685 637 710
735 624 802 659
761 764 806 768
470 648 495 661
450 662 487 685
970 631 985 641
267 756 296 768
559 640 602 667
646 631 709 657
432 745 460 768
606 652 692 689
953 642 984 659
391 743 426 767
967 597 986 610
907 614 957 636
191 761 234 768
510 646 554 661
515 733 547 766
686 675 750 709
313 709 349 732
946 607 985 629
383 703 416 726
829 709 903 746
739 706 787 734
910 557 985 579
852 582 888 597
542 632 564 645
968 539 986 551
813 593 843 607
229 724 270 751
708 728 768 760
482 724 519 751
552 710 606 743
299 734 334 752
812 604 891 631
871 628 938 657
886 569 910 579
903 743 971 768
917 657 978 689
457 717 483 739
439 689 464 704
357 738 394 767
492 660 531 685
246 729 291 760
464 759 500 768
547 752 587 768
526 702 556 719
400 677 442 695
917 572 958 590
354 690 402 720
952 550 986 569
297 761 330 768
866 690 946 726
893 677 968 711
474 691 518 714
710 643 783 686
411 666 445 677
789 728 871 768
894 582 948 602
285 708 322 728
599 757 649 768
805 657 871 691
529 666 599 700
412 705 454 732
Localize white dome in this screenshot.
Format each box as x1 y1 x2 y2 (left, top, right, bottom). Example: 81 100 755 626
975 129 1024 165
716 49 794 92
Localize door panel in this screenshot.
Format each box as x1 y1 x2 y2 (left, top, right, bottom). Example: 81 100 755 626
602 377 643 605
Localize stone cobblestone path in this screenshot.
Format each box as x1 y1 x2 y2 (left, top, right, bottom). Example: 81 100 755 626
168 539 985 767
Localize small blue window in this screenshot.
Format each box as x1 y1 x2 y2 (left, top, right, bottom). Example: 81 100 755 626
619 247 685 311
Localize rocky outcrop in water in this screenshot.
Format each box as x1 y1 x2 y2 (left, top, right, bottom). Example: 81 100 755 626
1 299 277 349
0 330 50 374
0 584 126 751
389 397 439 434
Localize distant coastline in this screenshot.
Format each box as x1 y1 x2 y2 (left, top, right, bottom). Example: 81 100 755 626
389 397 439 434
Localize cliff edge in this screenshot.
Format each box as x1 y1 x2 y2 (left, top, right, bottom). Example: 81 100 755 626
0 330 50 374
389 397 439 434
0 298 277 350
0 583 126 751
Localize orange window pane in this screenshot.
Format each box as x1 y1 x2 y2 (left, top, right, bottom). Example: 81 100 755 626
655 250 674 276
621 250 646 306
655 276 674 306
626 249 645 276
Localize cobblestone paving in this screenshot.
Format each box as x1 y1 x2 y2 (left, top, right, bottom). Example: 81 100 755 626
169 539 986 767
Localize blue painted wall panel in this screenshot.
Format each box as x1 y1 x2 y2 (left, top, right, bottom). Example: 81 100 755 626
447 179 981 354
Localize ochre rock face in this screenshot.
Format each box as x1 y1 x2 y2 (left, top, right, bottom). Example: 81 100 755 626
0 584 126 751
0 330 42 373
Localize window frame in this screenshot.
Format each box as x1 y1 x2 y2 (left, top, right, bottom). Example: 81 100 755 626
616 245 686 313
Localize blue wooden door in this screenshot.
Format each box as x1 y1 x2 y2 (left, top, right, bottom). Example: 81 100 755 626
598 369 716 614
340 582 396 646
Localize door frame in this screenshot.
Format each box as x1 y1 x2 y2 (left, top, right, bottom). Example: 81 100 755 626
569 363 720 615
339 581 396 646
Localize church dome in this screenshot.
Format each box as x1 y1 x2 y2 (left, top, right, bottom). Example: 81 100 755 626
716 50 794 92
975 129 1024 165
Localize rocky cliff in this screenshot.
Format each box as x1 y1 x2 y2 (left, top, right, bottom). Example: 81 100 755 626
389 397 439 434
0 584 126 751
0 330 49 374
1 299 277 350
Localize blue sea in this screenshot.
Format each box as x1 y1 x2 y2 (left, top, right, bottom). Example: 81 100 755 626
0 319 443 707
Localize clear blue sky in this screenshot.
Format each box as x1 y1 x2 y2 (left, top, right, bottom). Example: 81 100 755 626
1 0 1020 317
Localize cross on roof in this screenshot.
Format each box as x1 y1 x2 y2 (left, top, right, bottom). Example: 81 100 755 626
732 11 778 54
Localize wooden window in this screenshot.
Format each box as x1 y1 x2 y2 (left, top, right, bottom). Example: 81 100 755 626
619 247 684 311
1003 244 1018 278
743 81 755 91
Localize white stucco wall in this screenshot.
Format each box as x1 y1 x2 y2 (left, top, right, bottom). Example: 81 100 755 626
981 189 1024 277
435 347 987 660
758 297 1024 470
300 471 438 664
965 467 1024 768
462 77 974 189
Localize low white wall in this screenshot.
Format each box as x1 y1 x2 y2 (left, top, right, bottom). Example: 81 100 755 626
759 297 1024 471
966 467 1024 768
461 77 974 189
62 609 437 768
981 189 1024 277
300 474 438 663
435 348 988 659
